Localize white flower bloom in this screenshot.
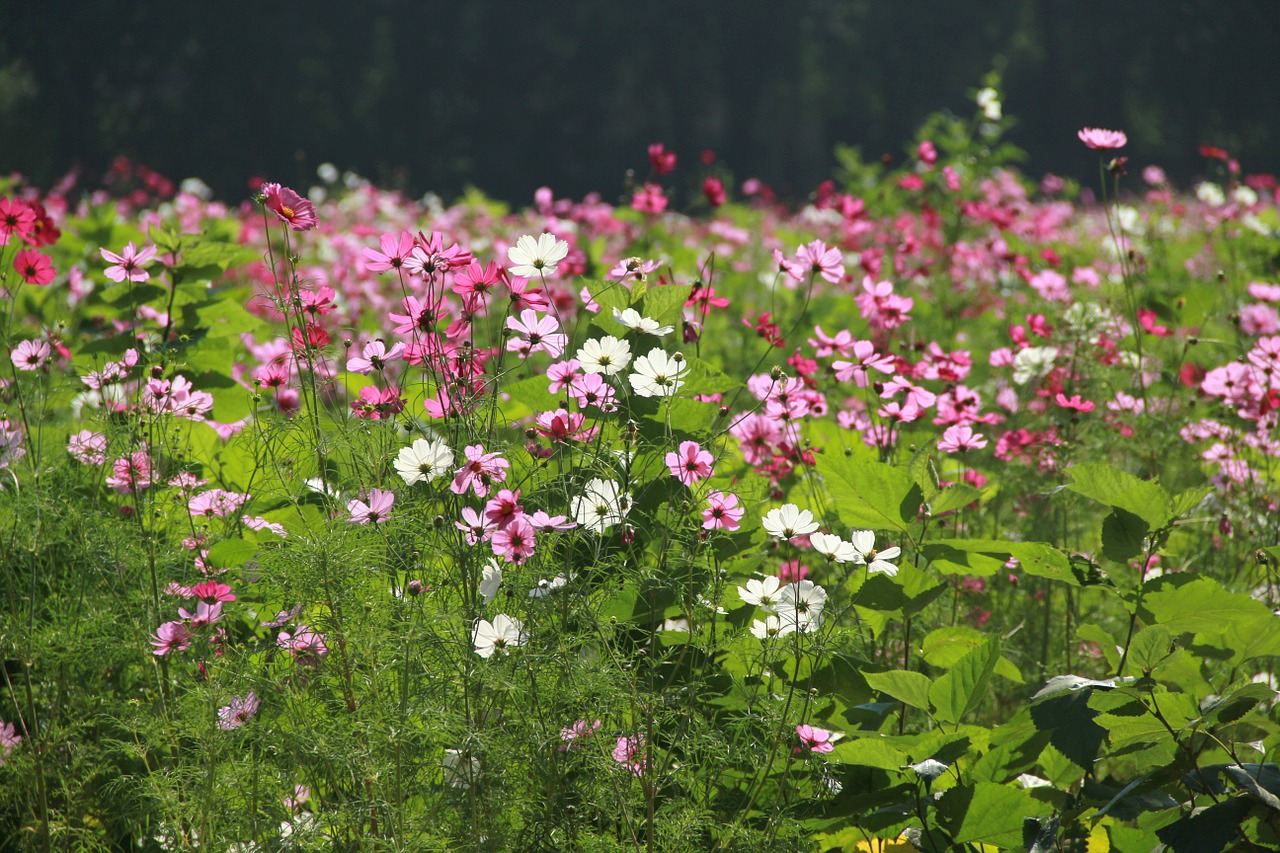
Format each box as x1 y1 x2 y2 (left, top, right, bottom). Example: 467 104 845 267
761 504 820 540
472 613 527 658
394 436 454 485
612 307 674 336
810 532 859 563
1196 182 1225 208
1234 185 1259 207
849 530 902 577
1011 346 1058 385
750 615 793 640
738 576 782 609
571 478 630 533
774 580 827 635
629 348 687 398
976 87 1002 121
528 572 573 598
479 559 503 604
577 335 633 376
507 232 569 278
442 748 481 788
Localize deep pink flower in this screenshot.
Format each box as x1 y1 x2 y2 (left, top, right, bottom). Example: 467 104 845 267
666 441 713 487
795 724 836 754
492 516 536 564
106 451 155 493
348 489 394 524
0 198 36 242
1055 393 1097 413
13 248 55 285
702 176 726 208
362 230 415 273
648 143 676 175
702 491 744 531
191 580 236 603
631 183 669 214
483 488 524 529
261 182 317 231
1077 128 1128 150
217 691 260 730
100 241 157 283
404 230 473 278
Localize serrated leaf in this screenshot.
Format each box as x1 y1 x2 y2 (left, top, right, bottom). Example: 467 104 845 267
1141 578 1275 637
1126 625 1173 674
828 736 908 771
1102 508 1149 562
921 626 1023 683
1066 462 1173 529
817 454 919 532
864 670 933 711
640 284 688 327
681 357 740 396
1155 795 1252 853
936 782 1051 847
930 637 1000 725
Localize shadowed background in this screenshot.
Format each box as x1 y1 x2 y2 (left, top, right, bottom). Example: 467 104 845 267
4 0 1278 203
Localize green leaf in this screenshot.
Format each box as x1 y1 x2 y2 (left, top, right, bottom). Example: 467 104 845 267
1155 795 1252 853
922 539 1078 585
936 782 1051 847
1077 623 1121 671
921 626 1022 683
864 670 933 711
640 284 688 327
1065 462 1173 529
827 736 907 772
1102 508 1149 562
1126 625 1173 674
205 539 256 569
816 454 919 532
681 357 741 396
1141 577 1275 638
928 483 981 515
930 637 1000 725
1169 485 1211 519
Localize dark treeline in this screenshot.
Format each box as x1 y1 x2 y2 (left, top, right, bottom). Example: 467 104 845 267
4 0 1278 204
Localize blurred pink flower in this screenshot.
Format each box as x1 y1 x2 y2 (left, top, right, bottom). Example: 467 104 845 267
1077 127 1127 150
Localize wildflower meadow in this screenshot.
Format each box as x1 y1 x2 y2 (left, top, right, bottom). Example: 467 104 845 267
4 90 1280 852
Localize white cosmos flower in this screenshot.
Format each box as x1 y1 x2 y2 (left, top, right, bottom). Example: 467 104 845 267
472 613 527 658
775 580 828 634
761 504 820 540
1012 346 1058 385
442 748 481 788
750 615 793 640
394 436 454 485
810 532 859 563
479 559 503 604
577 335 633 376
507 232 569 278
738 576 782 609
612 307 675 336
528 572 573 598
849 530 902 577
571 478 630 533
629 347 687 398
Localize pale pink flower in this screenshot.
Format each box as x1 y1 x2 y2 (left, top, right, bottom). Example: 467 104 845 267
666 440 713 487
451 444 510 498
1077 127 1128 150
68 430 107 465
217 692 261 730
613 734 648 776
11 339 50 371
505 309 568 359
348 489 394 524
559 719 602 750
795 724 837 754
347 340 406 374
151 620 192 656
100 241 157 282
794 240 845 284
937 424 988 453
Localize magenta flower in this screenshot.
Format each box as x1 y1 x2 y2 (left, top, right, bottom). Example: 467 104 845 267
261 182 317 231
483 488 524 529
13 248 55 286
0 197 36 241
100 241 157 283
348 489 394 524
1077 127 1128 150
794 724 837 754
794 239 846 284
217 691 261 730
492 516 536 564
362 230 415 273
451 444 510 498
937 424 989 453
151 620 192 656
666 441 713 487
1054 393 1097 413
10 339 50 371
702 491 745 531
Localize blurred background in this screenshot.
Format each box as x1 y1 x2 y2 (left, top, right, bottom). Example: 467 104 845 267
4 0 1278 204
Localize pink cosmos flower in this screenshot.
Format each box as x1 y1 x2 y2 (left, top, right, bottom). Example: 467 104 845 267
190 580 236 603
188 489 250 517
106 451 155 493
559 719 602 750
631 183 669 214
261 182 318 231
277 625 328 665
217 692 261 730
68 430 107 465
362 230 415 273
178 600 224 628
1054 393 1096 413
151 620 192 656
13 248 55 286
10 339 50 371
666 441 713 487
348 489 394 524
702 491 744 531
456 506 497 545
100 241 157 283
505 309 568 359
794 240 846 284
1078 128 1127 150
529 510 577 532
613 734 648 776
795 724 836 754
483 488 524 529
405 230 473 278
492 516 536 564
0 720 21 763
451 444 510 498
567 373 618 411
608 256 661 282
0 197 36 242
648 143 676 175
938 424 989 453
347 340 406 374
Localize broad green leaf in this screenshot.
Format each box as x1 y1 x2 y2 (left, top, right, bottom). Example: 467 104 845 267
923 539 1078 585
205 539 256 569
936 782 1051 847
1155 795 1253 853
1141 577 1275 638
1125 625 1173 674
681 357 741 396
816 454 919 532
930 637 1000 725
864 669 933 711
827 736 907 771
1169 485 1211 519
640 284 688 327
928 483 981 515
189 296 262 338
921 626 1022 683
1077 623 1121 671
1102 508 1149 562
1066 462 1173 529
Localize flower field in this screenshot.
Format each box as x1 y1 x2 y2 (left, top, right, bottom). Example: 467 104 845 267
3 100 1280 851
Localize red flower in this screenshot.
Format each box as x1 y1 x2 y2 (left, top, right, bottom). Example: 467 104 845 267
702 176 726 208
13 248 55 285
